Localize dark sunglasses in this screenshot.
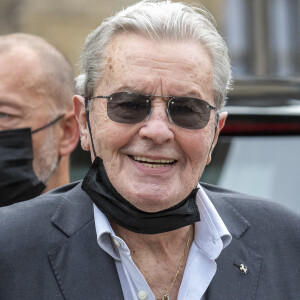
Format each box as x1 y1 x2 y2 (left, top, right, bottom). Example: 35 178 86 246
87 92 216 129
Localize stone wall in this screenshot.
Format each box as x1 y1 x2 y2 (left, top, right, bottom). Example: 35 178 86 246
0 0 224 73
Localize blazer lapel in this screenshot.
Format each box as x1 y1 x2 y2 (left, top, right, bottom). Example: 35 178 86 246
48 183 124 300
204 187 262 300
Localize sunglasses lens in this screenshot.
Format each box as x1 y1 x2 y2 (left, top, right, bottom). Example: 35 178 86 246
104 92 213 129
169 97 212 129
107 92 150 124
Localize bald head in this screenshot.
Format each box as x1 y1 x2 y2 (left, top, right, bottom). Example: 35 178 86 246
0 33 79 197
0 33 74 112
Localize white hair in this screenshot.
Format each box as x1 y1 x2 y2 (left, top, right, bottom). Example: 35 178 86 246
76 0 232 109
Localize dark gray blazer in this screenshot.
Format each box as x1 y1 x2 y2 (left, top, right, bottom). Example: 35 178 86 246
1 181 299 300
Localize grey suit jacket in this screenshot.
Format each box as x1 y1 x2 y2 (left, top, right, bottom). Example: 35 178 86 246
0 181 299 300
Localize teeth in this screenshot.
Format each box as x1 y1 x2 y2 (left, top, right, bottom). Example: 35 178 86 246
131 156 175 167
143 163 168 168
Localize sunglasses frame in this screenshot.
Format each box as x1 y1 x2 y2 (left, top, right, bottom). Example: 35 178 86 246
87 92 216 129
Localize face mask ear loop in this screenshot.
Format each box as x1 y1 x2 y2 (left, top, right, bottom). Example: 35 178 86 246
31 114 65 134
208 113 219 155
85 97 97 159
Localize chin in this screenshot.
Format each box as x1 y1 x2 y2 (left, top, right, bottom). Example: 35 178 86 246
129 192 179 213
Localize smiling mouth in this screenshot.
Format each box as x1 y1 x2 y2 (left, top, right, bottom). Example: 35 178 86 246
130 155 176 168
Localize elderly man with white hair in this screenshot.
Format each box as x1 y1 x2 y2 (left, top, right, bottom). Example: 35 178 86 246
0 1 299 299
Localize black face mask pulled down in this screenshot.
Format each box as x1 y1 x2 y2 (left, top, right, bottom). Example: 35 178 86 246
82 156 200 234
0 115 64 207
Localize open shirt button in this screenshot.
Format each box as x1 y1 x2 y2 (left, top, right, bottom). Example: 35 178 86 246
138 290 147 299
113 238 121 247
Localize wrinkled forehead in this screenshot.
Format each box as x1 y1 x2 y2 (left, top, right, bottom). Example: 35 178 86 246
98 33 214 98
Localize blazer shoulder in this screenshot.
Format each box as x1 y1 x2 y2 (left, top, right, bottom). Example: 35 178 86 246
201 181 300 217
201 182 300 241
0 181 82 220
0 181 86 253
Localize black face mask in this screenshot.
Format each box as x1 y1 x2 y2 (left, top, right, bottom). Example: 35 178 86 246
0 115 64 207
82 156 200 234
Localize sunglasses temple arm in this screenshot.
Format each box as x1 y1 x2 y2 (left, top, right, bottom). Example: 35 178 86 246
84 98 97 158
208 113 220 155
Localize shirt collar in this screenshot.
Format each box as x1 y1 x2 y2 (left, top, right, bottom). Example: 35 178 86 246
194 183 232 260
93 205 121 260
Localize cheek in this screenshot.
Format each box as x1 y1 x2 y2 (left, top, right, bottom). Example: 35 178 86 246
91 110 135 160
31 128 59 158
91 112 112 157
178 128 213 173
31 135 41 158
31 129 46 152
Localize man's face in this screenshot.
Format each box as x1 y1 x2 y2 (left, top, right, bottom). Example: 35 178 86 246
0 48 59 181
81 34 226 212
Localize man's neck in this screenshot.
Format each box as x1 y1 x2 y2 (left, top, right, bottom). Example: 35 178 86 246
111 222 192 254
111 222 194 300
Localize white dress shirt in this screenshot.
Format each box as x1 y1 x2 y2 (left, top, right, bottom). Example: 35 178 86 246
94 184 232 300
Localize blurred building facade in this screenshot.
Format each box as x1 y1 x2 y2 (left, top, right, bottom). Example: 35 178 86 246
1 0 299 79
225 0 300 78
1 0 299 77
1 0 299 181
0 0 222 73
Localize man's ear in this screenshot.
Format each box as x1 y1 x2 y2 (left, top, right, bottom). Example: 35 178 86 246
206 111 228 165
58 110 80 157
73 95 90 151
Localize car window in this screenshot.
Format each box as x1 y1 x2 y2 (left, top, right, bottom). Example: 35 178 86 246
202 136 300 214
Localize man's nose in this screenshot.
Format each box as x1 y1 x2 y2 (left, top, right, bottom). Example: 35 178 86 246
139 105 174 144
